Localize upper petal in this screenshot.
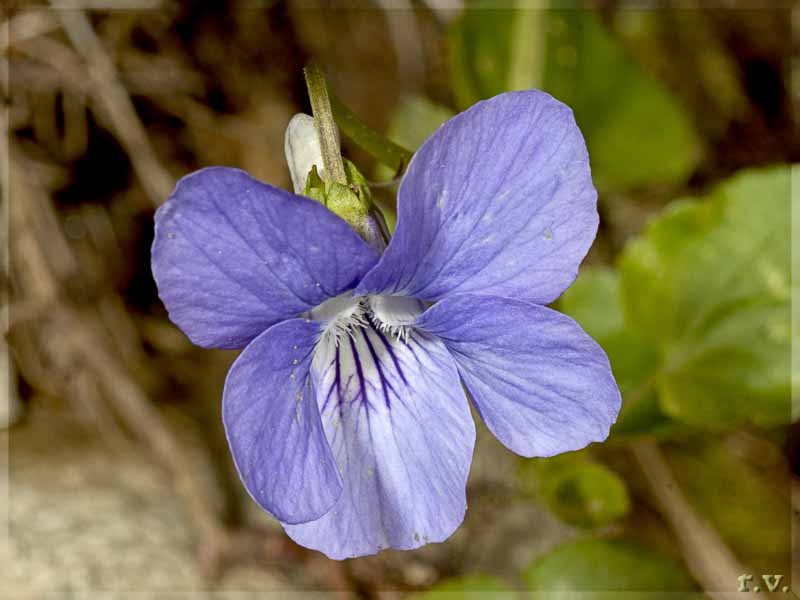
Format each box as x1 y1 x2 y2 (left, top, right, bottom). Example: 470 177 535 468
152 167 378 349
283 323 475 559
222 318 342 524
417 293 620 457
356 90 598 305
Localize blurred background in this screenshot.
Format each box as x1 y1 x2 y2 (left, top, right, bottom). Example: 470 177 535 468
2 0 797 598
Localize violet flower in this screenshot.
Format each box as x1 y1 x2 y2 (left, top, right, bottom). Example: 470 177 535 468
151 90 621 559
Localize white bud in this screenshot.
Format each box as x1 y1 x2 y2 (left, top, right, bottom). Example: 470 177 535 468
284 113 340 194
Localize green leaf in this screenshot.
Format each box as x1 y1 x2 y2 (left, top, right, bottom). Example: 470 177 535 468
412 574 516 600
447 5 701 190
375 95 454 184
619 166 793 428
448 1 520 110
523 539 701 599
552 11 699 190
376 95 455 231
519 451 630 528
667 438 790 573
383 96 455 158
559 267 678 438
559 267 624 341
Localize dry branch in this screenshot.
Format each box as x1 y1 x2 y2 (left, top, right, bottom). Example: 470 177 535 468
6 141 230 575
49 3 174 205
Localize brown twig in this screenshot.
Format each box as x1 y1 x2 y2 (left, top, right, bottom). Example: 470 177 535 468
791 479 800 595
49 2 174 205
0 10 60 55
631 438 746 600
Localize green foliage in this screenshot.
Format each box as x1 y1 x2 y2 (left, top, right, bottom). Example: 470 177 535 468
412 574 516 600
376 94 454 186
447 3 701 190
563 166 793 434
382 96 455 158
518 451 630 528
668 438 790 569
376 95 456 231
449 1 526 105
304 159 375 239
523 539 701 599
619 166 793 428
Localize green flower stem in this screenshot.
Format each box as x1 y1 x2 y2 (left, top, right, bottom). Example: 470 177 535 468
303 64 347 185
328 89 414 177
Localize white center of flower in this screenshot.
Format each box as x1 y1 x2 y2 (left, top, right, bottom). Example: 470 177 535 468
309 294 424 346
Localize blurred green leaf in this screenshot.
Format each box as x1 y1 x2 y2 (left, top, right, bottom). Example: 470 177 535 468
523 539 701 599
559 267 623 340
560 267 679 438
448 4 701 190
376 95 455 231
377 95 455 181
667 438 790 572
412 574 516 600
448 1 523 109
552 11 700 190
619 166 793 428
519 451 630 528
541 462 629 529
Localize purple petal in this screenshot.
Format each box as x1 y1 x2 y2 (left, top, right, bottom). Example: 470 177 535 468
283 323 475 559
152 167 379 349
222 318 342 524
357 90 598 305
418 294 620 457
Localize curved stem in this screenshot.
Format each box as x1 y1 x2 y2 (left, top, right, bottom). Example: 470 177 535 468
631 438 747 600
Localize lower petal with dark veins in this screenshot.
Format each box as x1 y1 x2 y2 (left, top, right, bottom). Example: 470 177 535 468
283 323 475 559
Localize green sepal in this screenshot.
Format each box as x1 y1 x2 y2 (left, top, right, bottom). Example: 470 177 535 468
303 165 327 204
325 181 369 229
302 159 374 239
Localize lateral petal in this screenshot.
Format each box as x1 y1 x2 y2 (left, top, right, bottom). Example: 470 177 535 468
222 319 342 524
152 167 378 349
418 293 620 457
